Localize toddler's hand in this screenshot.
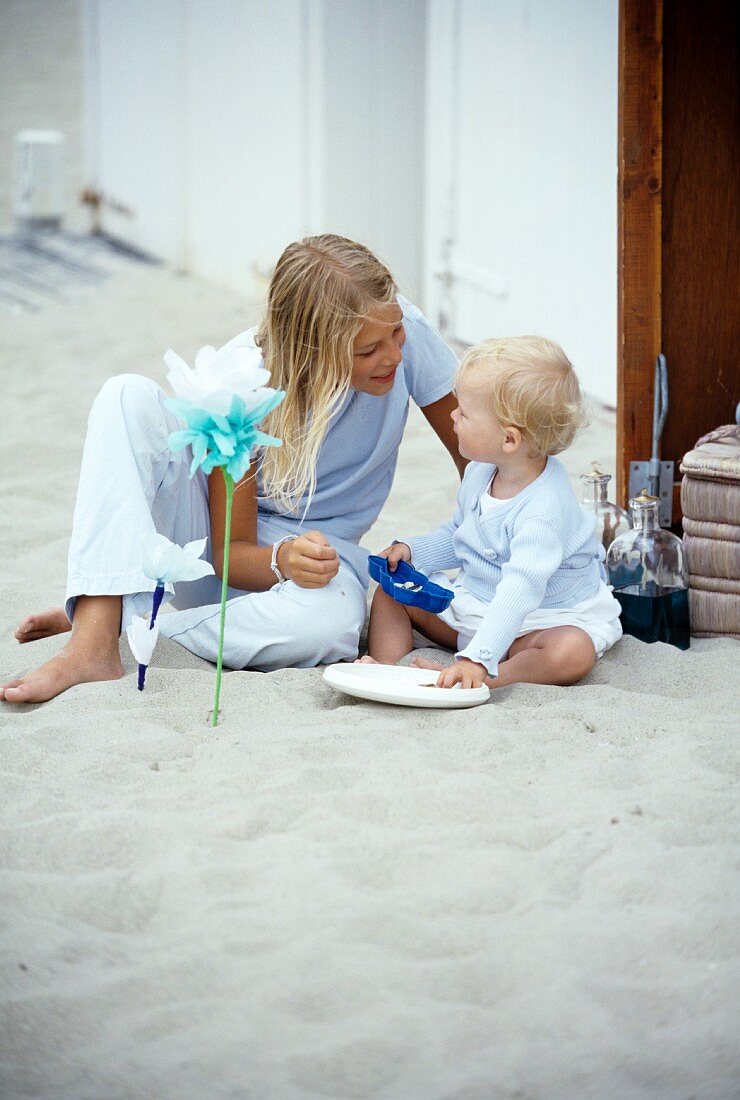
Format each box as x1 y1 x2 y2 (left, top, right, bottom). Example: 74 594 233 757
279 531 339 588
379 542 412 572
436 658 489 690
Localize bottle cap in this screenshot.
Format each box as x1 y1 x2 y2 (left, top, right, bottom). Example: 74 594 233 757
629 488 660 508
580 460 611 483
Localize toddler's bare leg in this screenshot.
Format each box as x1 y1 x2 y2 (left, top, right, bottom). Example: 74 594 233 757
494 626 595 687
367 589 459 664
1 595 124 705
367 588 415 663
15 608 72 643
412 626 596 688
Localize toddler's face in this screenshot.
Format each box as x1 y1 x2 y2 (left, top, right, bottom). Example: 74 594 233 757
451 380 509 464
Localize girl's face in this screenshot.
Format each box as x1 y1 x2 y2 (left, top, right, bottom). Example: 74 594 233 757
451 378 514 464
350 301 406 395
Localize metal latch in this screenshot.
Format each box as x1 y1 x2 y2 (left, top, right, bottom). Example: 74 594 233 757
628 353 674 527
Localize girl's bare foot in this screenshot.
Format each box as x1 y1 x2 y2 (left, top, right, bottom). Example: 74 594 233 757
354 655 379 664
0 643 124 704
2 594 124 705
15 607 72 643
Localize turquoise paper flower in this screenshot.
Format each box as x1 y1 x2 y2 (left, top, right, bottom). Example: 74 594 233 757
167 391 284 480
164 341 271 417
162 343 286 726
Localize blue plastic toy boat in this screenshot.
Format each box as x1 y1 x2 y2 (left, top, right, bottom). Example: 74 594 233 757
368 555 455 613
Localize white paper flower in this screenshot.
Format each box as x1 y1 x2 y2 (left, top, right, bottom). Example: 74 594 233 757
141 533 215 585
164 341 275 417
126 616 160 667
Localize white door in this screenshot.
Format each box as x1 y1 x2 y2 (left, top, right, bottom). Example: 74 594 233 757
425 0 619 405
86 0 187 264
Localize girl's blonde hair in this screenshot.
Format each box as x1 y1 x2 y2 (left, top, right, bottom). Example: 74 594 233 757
256 234 397 511
458 336 586 457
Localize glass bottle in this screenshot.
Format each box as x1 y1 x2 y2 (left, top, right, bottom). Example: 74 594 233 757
606 490 690 649
580 462 632 554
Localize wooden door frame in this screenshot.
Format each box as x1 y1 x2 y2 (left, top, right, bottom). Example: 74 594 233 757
617 0 663 510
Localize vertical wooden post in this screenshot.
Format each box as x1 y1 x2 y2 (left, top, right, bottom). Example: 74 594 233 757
617 0 663 507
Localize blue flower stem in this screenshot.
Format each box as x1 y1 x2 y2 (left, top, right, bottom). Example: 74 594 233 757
211 470 234 727
150 582 165 628
135 583 165 693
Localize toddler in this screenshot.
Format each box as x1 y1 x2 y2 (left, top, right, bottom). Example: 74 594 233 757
362 336 622 688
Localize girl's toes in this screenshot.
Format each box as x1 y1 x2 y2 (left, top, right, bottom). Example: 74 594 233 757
14 618 37 640
15 608 71 643
0 680 24 701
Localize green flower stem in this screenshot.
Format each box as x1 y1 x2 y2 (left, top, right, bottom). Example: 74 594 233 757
211 469 234 727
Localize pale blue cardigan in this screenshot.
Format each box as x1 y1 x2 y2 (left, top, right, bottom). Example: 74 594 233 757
405 458 604 676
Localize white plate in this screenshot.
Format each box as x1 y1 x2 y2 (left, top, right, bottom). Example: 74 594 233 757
322 663 490 709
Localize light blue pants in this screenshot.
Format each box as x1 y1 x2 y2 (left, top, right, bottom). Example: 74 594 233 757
65 374 367 670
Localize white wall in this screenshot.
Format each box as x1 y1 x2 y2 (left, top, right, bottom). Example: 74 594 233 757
85 0 425 304
425 0 619 405
184 0 309 292
321 0 426 302
85 0 618 402
88 0 186 262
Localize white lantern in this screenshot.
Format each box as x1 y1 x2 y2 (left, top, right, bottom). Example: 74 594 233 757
14 129 65 231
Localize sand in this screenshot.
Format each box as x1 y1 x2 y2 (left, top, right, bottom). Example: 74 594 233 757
1 250 739 1100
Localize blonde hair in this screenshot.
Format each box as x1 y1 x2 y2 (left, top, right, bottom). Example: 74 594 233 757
255 234 397 511
457 336 586 456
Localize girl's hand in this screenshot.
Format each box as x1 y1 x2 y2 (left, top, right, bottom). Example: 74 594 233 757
278 531 340 588
379 542 412 572
436 658 489 690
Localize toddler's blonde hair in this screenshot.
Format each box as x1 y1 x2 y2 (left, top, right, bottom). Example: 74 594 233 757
457 336 586 457
256 234 397 511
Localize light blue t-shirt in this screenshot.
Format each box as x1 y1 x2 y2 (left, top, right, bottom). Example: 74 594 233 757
223 295 458 586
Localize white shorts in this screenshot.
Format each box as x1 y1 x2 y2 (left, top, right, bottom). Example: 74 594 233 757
430 573 623 660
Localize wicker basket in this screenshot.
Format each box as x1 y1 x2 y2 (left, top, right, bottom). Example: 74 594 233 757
680 426 740 638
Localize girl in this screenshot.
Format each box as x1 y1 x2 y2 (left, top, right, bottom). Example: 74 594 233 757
361 336 622 688
2 235 463 704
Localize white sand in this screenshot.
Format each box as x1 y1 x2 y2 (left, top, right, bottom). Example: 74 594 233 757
1 256 739 1099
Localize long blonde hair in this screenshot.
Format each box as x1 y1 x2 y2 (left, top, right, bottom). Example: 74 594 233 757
256 234 397 512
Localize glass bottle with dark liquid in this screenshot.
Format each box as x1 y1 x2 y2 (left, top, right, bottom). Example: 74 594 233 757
606 490 690 650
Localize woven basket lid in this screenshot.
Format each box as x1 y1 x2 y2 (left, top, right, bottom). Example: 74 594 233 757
680 426 740 482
